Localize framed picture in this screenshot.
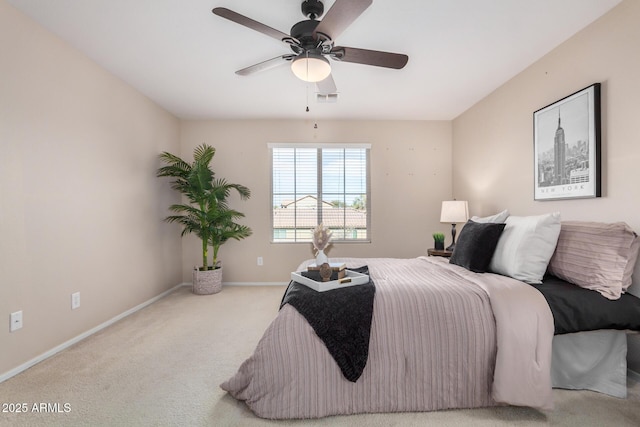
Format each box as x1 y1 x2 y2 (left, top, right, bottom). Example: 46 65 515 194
533 83 601 201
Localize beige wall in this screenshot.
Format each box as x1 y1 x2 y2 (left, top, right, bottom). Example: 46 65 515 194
0 1 182 376
452 0 640 370
179 120 453 283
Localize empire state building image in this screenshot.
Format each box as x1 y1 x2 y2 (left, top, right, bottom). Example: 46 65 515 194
554 111 567 186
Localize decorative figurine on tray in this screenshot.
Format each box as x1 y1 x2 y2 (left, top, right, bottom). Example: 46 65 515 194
312 223 332 266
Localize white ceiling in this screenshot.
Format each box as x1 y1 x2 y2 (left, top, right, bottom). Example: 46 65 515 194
8 0 621 120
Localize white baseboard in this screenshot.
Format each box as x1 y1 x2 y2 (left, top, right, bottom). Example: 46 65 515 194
0 282 188 384
222 282 289 286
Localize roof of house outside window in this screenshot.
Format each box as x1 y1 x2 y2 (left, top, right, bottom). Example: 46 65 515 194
273 196 366 229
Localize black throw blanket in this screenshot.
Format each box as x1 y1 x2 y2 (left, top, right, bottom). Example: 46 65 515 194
280 266 375 382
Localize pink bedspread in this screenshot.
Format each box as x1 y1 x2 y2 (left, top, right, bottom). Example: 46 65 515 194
221 257 554 419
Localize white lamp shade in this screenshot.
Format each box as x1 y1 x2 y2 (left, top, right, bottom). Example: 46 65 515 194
440 200 469 223
291 53 331 83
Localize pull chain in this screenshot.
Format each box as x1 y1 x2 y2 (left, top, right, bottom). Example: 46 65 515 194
305 52 310 113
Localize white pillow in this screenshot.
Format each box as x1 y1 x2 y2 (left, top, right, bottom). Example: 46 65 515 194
489 212 561 284
471 209 509 224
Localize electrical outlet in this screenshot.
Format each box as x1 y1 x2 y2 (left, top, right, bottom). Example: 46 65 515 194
257 256 263 266
10 311 23 332
71 292 81 310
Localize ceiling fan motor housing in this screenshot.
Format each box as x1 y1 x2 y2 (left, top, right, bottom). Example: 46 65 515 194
290 20 322 49
301 0 324 20
291 1 332 55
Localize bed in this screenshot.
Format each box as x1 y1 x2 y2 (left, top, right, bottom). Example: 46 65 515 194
221 216 640 419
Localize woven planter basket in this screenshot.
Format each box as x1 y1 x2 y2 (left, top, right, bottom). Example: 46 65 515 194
192 266 223 295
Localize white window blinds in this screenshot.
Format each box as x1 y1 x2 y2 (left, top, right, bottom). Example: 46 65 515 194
270 143 370 243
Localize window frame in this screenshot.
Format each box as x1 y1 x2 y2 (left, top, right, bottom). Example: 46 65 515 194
269 142 371 244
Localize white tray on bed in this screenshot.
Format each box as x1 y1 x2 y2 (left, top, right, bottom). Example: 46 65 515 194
291 270 370 292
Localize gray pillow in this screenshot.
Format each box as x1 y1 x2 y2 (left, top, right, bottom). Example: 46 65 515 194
450 220 506 273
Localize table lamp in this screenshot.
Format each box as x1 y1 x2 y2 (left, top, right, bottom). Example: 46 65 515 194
440 200 469 251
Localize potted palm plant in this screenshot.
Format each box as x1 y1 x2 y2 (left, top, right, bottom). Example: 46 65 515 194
157 144 252 294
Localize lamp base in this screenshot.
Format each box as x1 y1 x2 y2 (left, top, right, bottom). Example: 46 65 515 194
447 223 458 253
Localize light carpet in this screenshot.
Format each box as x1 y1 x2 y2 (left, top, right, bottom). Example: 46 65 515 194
1 285 639 426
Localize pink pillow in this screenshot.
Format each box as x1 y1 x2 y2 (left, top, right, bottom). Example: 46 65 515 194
547 221 640 300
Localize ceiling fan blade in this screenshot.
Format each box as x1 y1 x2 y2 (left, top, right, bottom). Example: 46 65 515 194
236 55 296 76
212 7 290 42
316 74 337 95
313 0 372 41
331 46 408 69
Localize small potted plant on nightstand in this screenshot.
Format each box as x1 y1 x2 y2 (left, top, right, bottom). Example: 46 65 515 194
433 232 445 251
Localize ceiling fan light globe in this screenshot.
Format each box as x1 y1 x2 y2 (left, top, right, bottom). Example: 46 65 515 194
291 54 331 83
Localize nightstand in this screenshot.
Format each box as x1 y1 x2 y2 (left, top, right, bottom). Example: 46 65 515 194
427 248 453 258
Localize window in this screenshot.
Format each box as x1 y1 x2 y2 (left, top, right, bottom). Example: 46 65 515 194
270 143 370 243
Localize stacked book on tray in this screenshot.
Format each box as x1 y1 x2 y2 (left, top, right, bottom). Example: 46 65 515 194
291 262 370 292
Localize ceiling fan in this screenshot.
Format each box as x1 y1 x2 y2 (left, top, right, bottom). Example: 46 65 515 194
212 0 409 96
